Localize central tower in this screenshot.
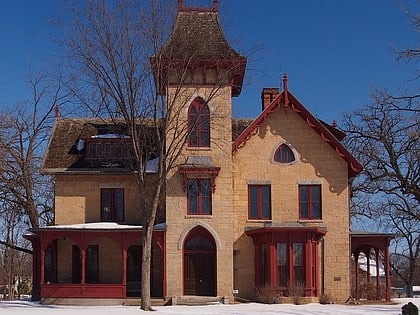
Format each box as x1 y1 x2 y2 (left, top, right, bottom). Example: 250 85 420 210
151 0 246 301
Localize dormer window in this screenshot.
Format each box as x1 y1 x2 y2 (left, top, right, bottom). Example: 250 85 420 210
188 97 210 147
274 143 295 164
85 135 130 159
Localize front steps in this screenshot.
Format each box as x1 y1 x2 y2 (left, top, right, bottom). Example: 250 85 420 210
172 295 224 305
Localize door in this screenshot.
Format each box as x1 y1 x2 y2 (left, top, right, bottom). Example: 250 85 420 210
183 226 216 296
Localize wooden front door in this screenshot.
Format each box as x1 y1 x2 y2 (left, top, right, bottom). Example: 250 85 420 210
183 227 216 296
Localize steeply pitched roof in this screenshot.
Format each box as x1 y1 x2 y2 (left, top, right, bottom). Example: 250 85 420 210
232 78 363 178
42 118 157 173
152 4 246 96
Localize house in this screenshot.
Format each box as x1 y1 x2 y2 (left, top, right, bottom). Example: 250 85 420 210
25 0 393 305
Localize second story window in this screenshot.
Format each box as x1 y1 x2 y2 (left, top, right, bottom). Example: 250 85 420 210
248 185 271 220
188 98 210 147
187 178 212 215
299 185 321 220
274 144 295 163
101 188 124 222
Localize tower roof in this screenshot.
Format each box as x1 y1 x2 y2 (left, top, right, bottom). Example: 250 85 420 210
152 0 246 96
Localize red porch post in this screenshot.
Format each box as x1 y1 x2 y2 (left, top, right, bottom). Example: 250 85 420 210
305 238 314 296
355 252 359 300
375 249 380 300
385 246 391 301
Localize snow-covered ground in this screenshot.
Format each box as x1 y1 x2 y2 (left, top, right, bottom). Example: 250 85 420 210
0 298 419 315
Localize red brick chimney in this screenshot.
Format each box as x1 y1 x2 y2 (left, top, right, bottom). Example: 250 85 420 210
261 87 279 111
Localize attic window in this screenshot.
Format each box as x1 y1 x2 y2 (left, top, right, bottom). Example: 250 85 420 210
85 138 130 159
274 144 295 164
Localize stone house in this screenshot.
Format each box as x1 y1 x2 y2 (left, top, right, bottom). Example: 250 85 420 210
25 0 393 305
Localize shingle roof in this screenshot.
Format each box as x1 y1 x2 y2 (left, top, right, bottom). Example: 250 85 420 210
161 10 240 60
43 117 249 173
152 7 246 96
42 118 158 173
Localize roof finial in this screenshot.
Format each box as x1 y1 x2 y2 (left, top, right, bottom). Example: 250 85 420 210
178 0 183 10
332 120 337 128
213 0 218 11
283 73 289 112
55 104 60 118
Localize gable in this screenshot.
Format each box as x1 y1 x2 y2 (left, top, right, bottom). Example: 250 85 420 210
232 84 362 178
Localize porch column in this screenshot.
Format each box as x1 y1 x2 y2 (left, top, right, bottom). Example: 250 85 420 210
122 248 127 285
305 239 313 296
40 247 45 285
355 252 359 300
269 243 277 286
375 249 380 300
384 245 391 301
81 247 86 285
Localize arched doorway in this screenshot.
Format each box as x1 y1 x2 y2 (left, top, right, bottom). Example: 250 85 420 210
183 226 216 296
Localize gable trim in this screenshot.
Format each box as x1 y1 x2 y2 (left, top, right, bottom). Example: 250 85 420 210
232 89 362 178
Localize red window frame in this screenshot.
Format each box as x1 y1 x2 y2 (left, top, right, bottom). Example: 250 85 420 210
187 178 212 215
248 185 271 220
100 188 124 222
188 98 210 147
299 185 322 220
274 144 295 163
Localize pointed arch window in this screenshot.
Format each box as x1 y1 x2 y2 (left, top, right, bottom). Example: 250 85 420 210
188 98 210 147
274 144 295 163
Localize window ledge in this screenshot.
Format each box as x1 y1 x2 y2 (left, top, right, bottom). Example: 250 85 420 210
298 219 323 223
246 219 272 224
185 215 213 219
186 147 211 151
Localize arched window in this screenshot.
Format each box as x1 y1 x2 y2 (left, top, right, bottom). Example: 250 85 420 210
188 98 210 147
274 144 295 163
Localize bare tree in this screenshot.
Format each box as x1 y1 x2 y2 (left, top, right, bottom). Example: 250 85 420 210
342 2 419 295
0 69 69 252
62 0 246 310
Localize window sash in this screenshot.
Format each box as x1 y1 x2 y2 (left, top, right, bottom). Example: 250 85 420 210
101 188 124 222
187 179 212 215
274 144 295 163
248 185 271 220
299 185 321 219
188 99 210 147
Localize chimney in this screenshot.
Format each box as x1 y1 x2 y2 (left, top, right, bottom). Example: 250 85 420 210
261 88 279 111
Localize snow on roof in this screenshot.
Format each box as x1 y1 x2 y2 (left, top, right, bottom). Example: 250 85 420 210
41 222 142 230
39 222 167 231
145 157 159 173
91 134 130 139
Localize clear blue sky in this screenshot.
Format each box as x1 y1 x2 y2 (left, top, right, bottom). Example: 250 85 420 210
0 0 417 125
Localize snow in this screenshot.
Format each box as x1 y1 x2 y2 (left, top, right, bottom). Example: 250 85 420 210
91 134 130 139
358 253 386 277
0 299 418 315
41 222 143 230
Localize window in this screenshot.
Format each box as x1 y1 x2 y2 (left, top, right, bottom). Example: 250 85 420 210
85 245 99 283
248 185 271 220
188 98 210 147
86 139 127 159
277 243 288 287
299 185 321 220
101 188 124 222
293 243 305 284
187 178 212 215
274 144 295 163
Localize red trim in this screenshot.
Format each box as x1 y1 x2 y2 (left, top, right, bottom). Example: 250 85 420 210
246 227 326 296
178 167 220 193
232 88 362 178
25 228 166 300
